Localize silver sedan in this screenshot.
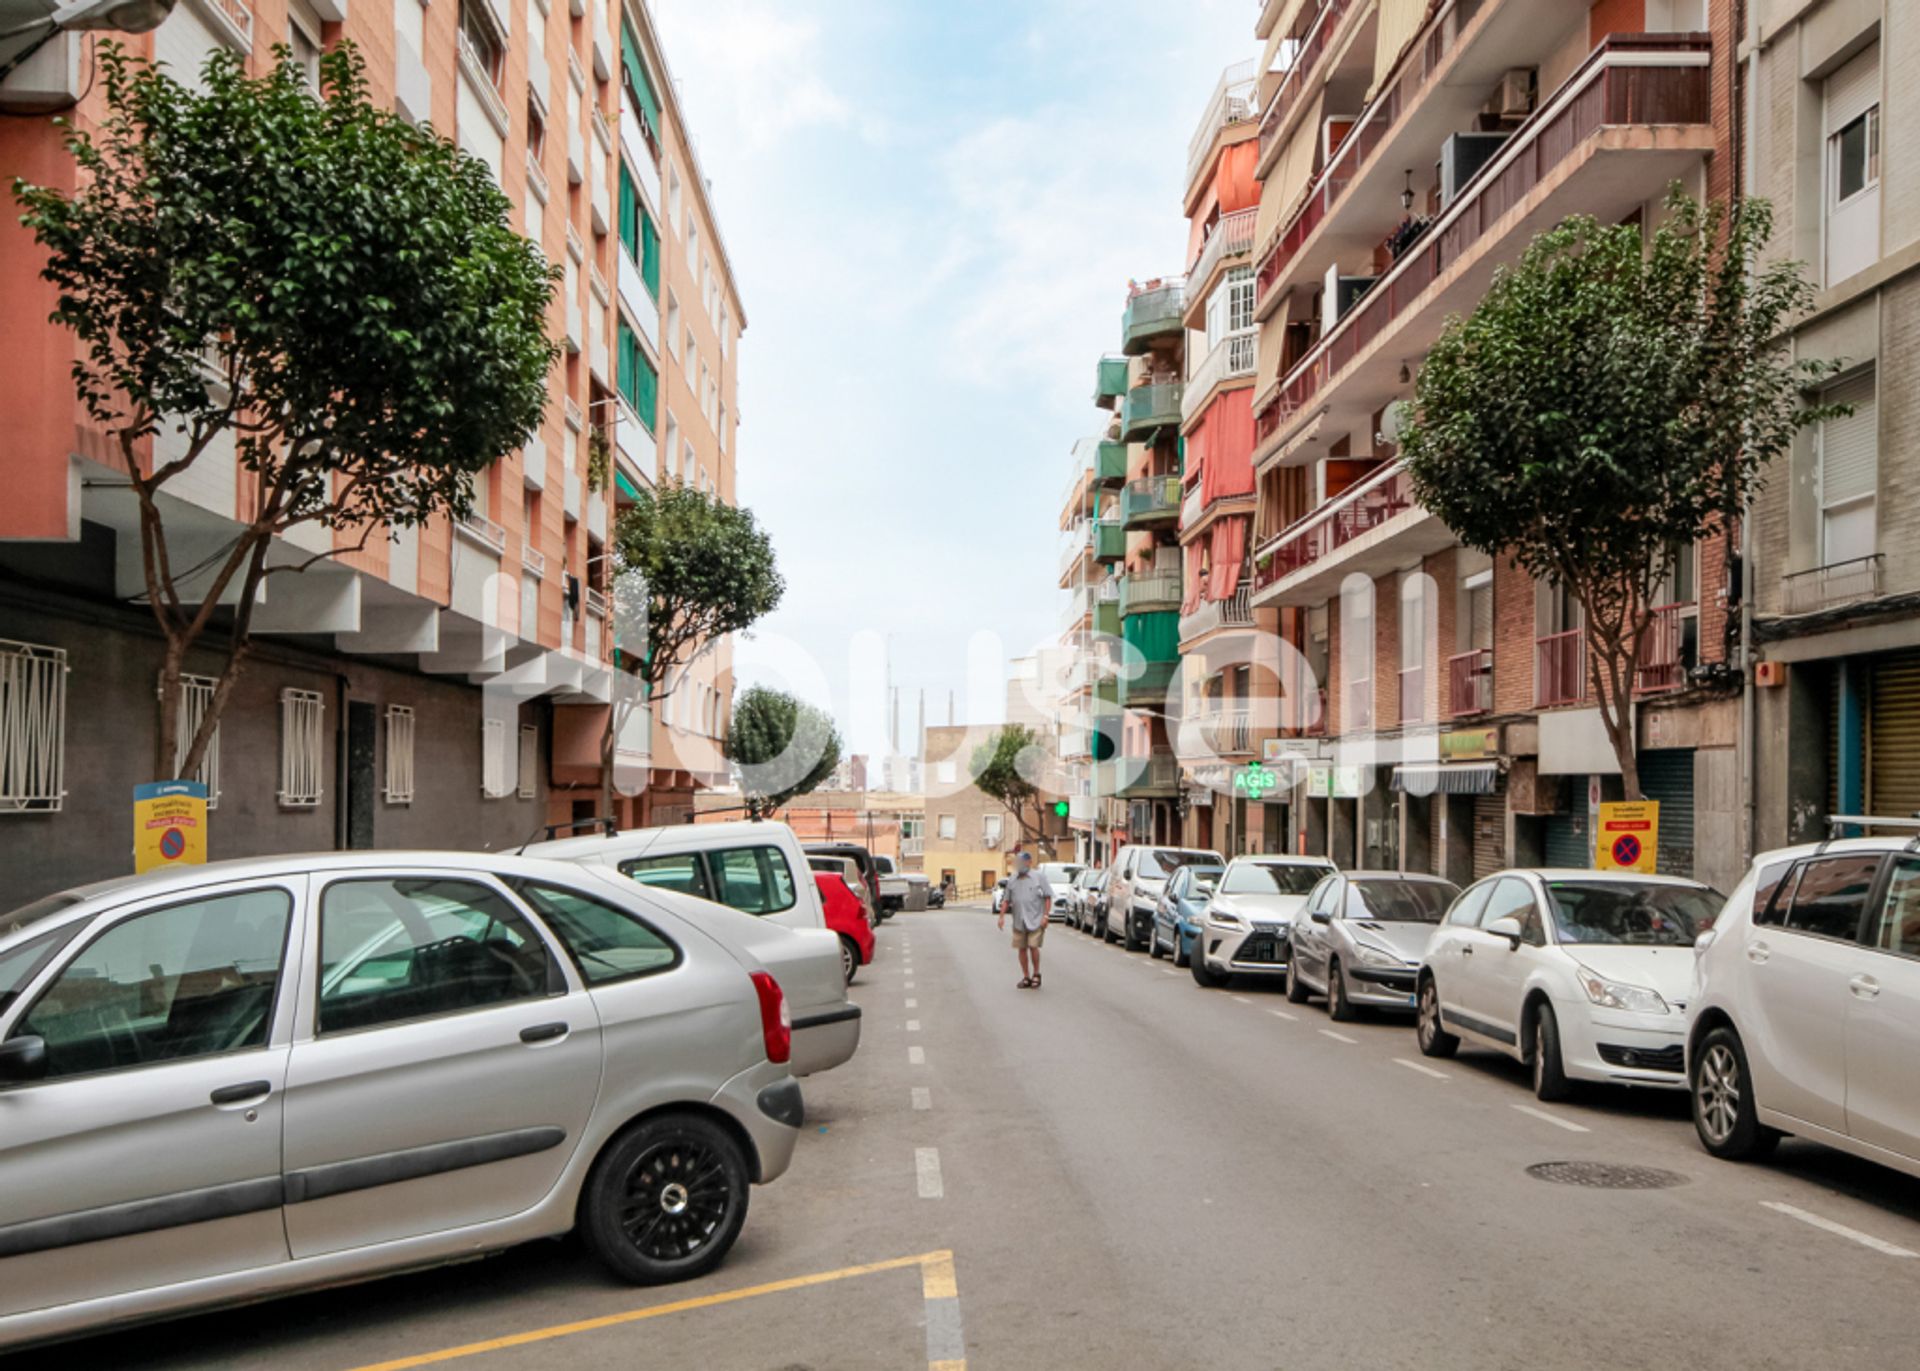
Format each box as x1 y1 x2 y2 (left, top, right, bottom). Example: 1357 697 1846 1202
0 852 804 1351
1288 871 1460 1019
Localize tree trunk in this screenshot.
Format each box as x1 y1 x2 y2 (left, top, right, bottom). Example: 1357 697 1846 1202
155 639 185 780
599 705 620 831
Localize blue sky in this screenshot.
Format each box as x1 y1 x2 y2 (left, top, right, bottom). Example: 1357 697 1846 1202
651 0 1257 759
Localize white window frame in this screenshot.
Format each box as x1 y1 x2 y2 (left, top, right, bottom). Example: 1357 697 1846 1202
0 640 67 814
482 716 509 798
1817 368 1878 567
983 813 1003 848
279 688 325 808
937 813 957 841
385 704 416 805
517 723 538 799
166 672 221 808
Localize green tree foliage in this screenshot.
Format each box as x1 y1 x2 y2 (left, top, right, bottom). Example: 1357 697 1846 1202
1397 190 1840 798
12 43 558 780
724 687 841 820
970 724 1057 853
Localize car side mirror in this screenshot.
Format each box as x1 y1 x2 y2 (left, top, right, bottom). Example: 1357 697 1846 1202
0 1035 48 1084
1694 928 1717 954
1310 910 1331 924
1485 916 1525 950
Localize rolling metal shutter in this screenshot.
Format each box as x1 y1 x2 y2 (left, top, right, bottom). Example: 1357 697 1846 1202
1543 776 1590 868
1639 749 1695 879
1870 650 1920 821
1472 792 1506 879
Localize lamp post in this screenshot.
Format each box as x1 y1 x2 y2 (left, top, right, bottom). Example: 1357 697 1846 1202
1 0 178 86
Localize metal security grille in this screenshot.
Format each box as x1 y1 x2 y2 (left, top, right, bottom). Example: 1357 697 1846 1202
1638 749 1694 878
0 640 67 814
1869 650 1920 824
482 717 509 798
517 724 538 800
384 705 416 805
167 673 221 808
278 688 325 807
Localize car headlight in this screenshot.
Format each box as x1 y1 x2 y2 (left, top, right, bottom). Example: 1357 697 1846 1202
1352 941 1400 968
1208 909 1245 928
1575 967 1670 1015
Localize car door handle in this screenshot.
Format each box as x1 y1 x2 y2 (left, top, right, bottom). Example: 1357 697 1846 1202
1746 941 1771 964
1849 975 1881 1000
1461 944 1473 957
210 1080 272 1107
520 1022 570 1044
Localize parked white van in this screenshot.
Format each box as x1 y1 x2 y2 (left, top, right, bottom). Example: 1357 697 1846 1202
522 821 861 1076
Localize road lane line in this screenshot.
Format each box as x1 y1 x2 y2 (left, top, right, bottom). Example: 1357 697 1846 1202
916 1147 944 1199
1511 1104 1590 1133
1162 968 1178 976
907 1020 921 1032
1267 1009 1298 1021
1319 1029 1359 1044
1231 996 1252 1005
906 981 916 989
909 1046 926 1065
1762 1202 1918 1258
922 1250 967 1369
905 998 918 1008
912 1086 932 1111
1394 1058 1449 1080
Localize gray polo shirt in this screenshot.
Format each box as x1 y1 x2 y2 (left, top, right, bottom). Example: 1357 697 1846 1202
1003 870 1055 931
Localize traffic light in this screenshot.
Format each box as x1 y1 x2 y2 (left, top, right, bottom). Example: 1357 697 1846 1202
1053 800 1070 818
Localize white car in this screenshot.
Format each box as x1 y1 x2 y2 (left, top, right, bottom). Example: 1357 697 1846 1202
1191 855 1334 987
1106 846 1224 952
1686 834 1920 1178
522 821 861 1077
1415 869 1721 1100
1036 862 1085 923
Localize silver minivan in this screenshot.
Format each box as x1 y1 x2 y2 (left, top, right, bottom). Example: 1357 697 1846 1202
0 852 803 1351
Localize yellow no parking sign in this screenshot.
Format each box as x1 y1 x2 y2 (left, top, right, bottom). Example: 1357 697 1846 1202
1595 801 1659 873
134 780 208 874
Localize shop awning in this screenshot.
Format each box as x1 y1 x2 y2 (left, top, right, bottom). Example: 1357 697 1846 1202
1390 762 1500 795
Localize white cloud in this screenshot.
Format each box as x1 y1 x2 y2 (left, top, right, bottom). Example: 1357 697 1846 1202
651 0 852 151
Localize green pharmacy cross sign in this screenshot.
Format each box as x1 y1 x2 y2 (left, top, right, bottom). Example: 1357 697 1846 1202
1053 800 1071 818
1232 763 1279 801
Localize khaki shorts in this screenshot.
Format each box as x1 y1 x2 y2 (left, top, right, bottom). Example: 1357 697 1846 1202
1011 922 1047 950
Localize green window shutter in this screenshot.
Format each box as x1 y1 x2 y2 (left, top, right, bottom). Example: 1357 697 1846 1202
621 22 661 142
616 319 637 411
640 208 661 299
635 348 658 434
617 161 639 264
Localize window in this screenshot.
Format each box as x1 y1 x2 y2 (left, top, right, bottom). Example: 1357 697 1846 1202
1834 106 1880 202
617 161 661 298
514 881 678 984
620 20 662 148
668 165 682 233
517 724 538 800
1543 881 1716 945
937 813 956 841
937 759 957 785
1780 855 1881 942
718 402 728 453
1479 878 1540 943
458 0 506 89
616 320 658 433
279 688 324 807
0 639 66 813
1823 44 1880 283
166 673 221 807
710 846 798 915
18 889 292 1080
1871 857 1920 959
719 305 730 359
1817 370 1876 566
1447 881 1494 927
482 716 508 797
686 334 698 386
288 0 323 90
983 814 1004 847
0 925 76 1015
663 413 680 479
682 437 697 480
527 99 547 160
667 294 681 358
620 852 711 899
317 878 553 1034
385 705 416 805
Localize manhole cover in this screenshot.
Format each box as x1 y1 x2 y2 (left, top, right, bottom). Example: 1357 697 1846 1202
1526 1161 1689 1190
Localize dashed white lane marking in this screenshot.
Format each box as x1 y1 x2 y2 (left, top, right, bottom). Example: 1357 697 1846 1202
1231 996 1253 1005
905 998 918 1008
1319 1029 1359 1044
1394 1058 1450 1080
907 1020 921 1032
1762 1202 1918 1258
905 981 916 989
911 1087 932 1111
908 1046 926 1066
1512 1104 1590 1133
1267 1009 1298 1022
1162 968 1179 976
916 1148 944 1199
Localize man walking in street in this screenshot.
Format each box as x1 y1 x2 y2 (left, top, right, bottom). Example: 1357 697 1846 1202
998 852 1054 989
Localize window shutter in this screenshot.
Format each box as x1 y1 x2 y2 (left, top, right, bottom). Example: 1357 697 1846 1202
1820 371 1877 507
1824 44 1879 135
617 161 639 262
640 209 662 298
621 22 662 141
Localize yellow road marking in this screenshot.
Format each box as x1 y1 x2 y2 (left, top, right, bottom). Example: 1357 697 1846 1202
931 1362 968 1371
920 1251 958 1300
344 1251 955 1371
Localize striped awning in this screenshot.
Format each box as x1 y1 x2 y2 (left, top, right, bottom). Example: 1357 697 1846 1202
1390 762 1500 795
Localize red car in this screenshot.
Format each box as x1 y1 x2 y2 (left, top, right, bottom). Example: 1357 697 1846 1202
815 871 875 985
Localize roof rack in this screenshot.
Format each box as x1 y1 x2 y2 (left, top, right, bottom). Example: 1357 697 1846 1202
1818 815 1920 855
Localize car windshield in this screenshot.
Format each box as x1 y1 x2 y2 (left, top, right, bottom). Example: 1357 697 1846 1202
1220 862 1331 896
1544 881 1721 945
1348 879 1457 923
1137 850 1219 879
1187 867 1224 895
1039 864 1082 884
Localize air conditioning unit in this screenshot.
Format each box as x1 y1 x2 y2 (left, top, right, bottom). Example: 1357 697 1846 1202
1323 262 1378 326
1487 68 1536 122
1438 132 1511 208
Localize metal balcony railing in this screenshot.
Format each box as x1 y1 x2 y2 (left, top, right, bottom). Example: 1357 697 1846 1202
1121 282 1187 354
1122 383 1185 440
1118 748 1180 794
1197 708 1256 757
1535 630 1587 708
1447 648 1492 718
1252 463 1414 592
1181 330 1257 422
902 836 925 857
1258 0 1350 171
1094 519 1127 562
1059 523 1092 578
1179 579 1255 642
1189 208 1257 295
1634 602 1697 696
1119 570 1182 616
1782 554 1882 614
1186 58 1260 191
1121 474 1183 527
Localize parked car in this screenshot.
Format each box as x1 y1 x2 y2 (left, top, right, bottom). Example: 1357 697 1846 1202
0 852 803 1350
1190 855 1336 988
1036 863 1085 922
1416 869 1721 1101
804 843 885 920
525 822 862 1077
810 872 875 984
991 877 1009 914
1686 833 1920 1179
871 854 924 914
1288 872 1459 1019
1106 846 1225 952
808 854 879 930
1150 863 1223 965
1065 868 1104 930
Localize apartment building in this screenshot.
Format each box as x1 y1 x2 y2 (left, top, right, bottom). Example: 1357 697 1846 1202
1241 0 1740 889
0 0 739 896
1745 2 1920 846
1057 419 1126 864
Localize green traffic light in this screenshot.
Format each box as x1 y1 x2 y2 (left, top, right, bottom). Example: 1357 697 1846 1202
1053 800 1070 817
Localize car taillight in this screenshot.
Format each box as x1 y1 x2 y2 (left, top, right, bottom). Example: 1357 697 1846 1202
750 971 791 1065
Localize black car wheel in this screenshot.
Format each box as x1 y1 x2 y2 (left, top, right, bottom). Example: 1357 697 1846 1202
580 1114 749 1285
1326 959 1358 1022
1172 930 1190 968
1530 1002 1573 1103
1690 1025 1782 1160
1416 975 1459 1059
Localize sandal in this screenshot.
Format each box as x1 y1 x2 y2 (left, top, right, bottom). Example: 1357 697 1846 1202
1017 977 1034 989
1032 974 1042 990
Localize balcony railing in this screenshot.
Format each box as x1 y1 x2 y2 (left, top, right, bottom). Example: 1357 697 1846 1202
1197 708 1256 757
1059 522 1092 578
1189 208 1257 296
1122 383 1185 441
1121 474 1183 528
1256 35 1712 434
1180 579 1255 642
1094 355 1131 409
1121 659 1178 705
1181 330 1258 423
1399 664 1427 726
1186 58 1260 192
1252 463 1413 592
1071 434 1127 488
902 836 925 858
1118 747 1180 795
1257 0 1351 174
1119 570 1182 616
1448 648 1492 718
1094 519 1127 562
1061 584 1093 630
585 587 609 619
1121 282 1186 355
1634 602 1696 696
458 511 506 554
520 542 548 580
1535 630 1587 708
1782 554 1883 614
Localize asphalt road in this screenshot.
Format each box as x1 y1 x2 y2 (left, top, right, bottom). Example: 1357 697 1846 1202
16 904 1920 1371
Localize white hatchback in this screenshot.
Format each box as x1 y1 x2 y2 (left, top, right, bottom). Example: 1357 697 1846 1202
1686 836 1920 1179
1415 869 1721 1100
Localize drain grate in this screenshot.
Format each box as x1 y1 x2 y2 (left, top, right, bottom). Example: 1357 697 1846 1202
1526 1161 1689 1190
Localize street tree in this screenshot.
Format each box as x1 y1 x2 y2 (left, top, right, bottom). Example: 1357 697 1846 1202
970 724 1058 855
603 482 783 822
724 687 841 820
12 43 557 781
1397 190 1840 799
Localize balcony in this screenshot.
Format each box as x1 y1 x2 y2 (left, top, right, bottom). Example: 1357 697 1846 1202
1119 570 1181 617
1254 36 1713 460
1120 474 1182 529
1179 579 1255 645
1781 554 1882 615
1634 602 1697 696
522 432 547 490
1196 707 1256 757
1088 437 1127 485
1186 58 1260 200
1185 208 1257 323
1535 630 1587 709
1094 356 1130 410
1121 281 1186 356
1061 584 1093 632
1059 522 1093 582
1117 748 1181 798
1250 463 1454 609
1094 519 1127 563
1121 383 1184 442
1181 330 1257 426
1448 648 1493 718
1120 659 1178 707
1094 592 1121 640
1256 0 1353 178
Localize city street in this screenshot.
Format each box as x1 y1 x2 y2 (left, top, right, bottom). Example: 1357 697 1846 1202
23 903 1919 1371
